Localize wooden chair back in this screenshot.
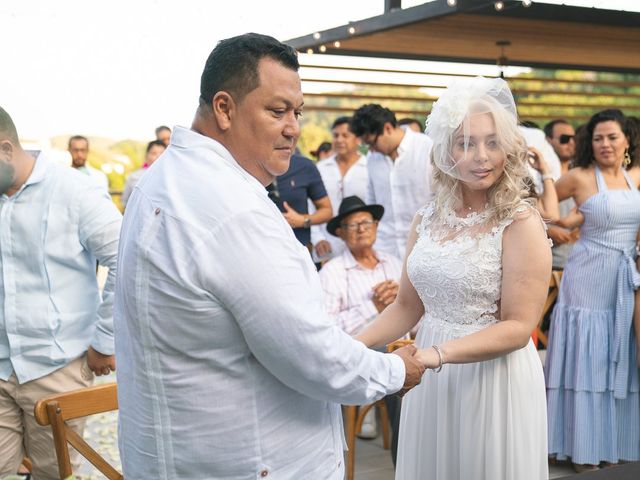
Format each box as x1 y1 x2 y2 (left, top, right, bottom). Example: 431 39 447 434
33 382 122 480
536 270 563 348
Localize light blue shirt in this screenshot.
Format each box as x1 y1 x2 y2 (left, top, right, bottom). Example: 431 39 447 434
0 153 122 383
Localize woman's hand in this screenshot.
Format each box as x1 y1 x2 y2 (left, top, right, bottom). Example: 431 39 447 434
527 146 549 174
414 347 443 370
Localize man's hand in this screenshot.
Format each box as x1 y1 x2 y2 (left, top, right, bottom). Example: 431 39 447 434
547 226 572 246
282 201 306 228
315 240 332 258
392 344 426 396
87 346 116 376
372 280 399 313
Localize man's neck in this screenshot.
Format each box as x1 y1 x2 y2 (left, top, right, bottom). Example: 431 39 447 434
335 151 360 175
351 248 379 269
6 150 36 197
560 159 571 175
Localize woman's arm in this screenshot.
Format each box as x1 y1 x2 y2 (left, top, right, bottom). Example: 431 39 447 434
529 146 559 221
357 214 425 348
415 210 551 368
554 169 577 203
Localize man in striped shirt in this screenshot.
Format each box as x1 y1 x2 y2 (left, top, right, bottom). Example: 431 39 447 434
319 196 402 439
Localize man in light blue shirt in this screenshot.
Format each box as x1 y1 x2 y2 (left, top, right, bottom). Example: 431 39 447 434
0 106 122 480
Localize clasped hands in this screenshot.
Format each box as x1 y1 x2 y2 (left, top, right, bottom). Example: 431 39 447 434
392 345 443 396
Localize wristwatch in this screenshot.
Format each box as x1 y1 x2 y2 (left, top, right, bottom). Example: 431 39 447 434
302 216 311 229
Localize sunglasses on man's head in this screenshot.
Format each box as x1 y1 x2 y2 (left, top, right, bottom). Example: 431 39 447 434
559 134 575 144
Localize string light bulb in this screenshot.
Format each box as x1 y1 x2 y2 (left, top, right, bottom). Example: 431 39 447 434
494 1 504 11
447 0 457 6
333 41 341 48
348 26 356 35
306 48 314 55
522 0 532 6
319 45 327 53
313 32 321 40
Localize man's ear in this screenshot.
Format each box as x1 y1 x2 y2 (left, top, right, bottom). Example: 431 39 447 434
384 122 394 135
0 140 14 160
212 91 235 131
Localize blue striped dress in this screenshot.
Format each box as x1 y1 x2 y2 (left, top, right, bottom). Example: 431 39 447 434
545 166 640 464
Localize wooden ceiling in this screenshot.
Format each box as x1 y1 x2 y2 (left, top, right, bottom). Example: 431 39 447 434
286 0 640 73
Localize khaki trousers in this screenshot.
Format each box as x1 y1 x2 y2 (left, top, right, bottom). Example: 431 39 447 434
0 355 94 480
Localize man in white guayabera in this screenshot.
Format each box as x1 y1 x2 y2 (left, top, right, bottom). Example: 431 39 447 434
114 33 427 479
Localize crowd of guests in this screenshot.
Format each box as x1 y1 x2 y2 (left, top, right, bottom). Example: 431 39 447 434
1 86 639 478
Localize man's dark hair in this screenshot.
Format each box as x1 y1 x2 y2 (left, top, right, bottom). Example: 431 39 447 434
398 118 422 129
68 135 89 149
575 109 637 169
0 106 19 144
331 116 351 130
350 104 397 137
155 125 171 136
199 33 299 107
543 119 570 138
519 120 540 130
146 140 166 154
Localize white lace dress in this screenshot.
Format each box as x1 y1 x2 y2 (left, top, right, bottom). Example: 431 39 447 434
395 204 548 480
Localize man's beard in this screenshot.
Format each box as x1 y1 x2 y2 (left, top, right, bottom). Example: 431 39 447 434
0 161 16 195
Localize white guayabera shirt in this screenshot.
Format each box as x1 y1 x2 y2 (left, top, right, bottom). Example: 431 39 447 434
114 126 405 480
366 129 434 259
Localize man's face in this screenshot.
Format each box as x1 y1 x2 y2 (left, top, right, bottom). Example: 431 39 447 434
338 211 378 251
156 129 171 146
0 140 17 195
145 144 166 167
361 123 396 156
228 57 303 185
547 123 575 162
69 139 89 168
332 123 359 158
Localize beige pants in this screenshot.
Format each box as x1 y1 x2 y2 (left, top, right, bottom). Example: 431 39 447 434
0 355 94 480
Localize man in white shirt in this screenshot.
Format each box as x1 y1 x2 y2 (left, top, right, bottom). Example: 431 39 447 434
68 135 109 192
351 104 433 259
114 33 425 480
312 116 368 261
544 119 578 269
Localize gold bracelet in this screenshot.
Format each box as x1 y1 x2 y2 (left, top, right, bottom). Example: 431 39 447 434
432 345 444 373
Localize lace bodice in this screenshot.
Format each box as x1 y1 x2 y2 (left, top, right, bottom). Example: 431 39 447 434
407 204 517 336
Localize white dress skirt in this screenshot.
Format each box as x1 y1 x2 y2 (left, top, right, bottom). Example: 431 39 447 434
395 205 548 480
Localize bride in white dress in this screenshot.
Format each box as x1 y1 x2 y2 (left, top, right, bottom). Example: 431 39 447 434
357 77 550 480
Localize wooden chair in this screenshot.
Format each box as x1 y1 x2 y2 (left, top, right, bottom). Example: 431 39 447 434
344 339 414 480
33 383 122 480
536 270 563 348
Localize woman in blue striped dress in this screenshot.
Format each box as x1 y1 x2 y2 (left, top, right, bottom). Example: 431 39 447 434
546 109 640 472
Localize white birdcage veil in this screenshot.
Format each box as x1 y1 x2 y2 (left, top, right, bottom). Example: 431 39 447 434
425 76 518 181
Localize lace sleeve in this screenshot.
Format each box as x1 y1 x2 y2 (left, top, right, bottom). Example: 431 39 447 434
415 203 435 238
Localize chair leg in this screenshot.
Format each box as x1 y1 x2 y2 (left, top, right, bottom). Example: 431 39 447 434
46 402 73 480
378 400 391 450
344 405 357 480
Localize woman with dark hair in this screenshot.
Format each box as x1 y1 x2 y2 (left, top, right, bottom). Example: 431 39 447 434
545 109 640 472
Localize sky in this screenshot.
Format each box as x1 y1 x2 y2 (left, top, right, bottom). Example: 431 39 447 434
1 0 639 143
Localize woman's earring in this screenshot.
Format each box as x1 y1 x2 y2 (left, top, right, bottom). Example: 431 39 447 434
623 148 631 167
